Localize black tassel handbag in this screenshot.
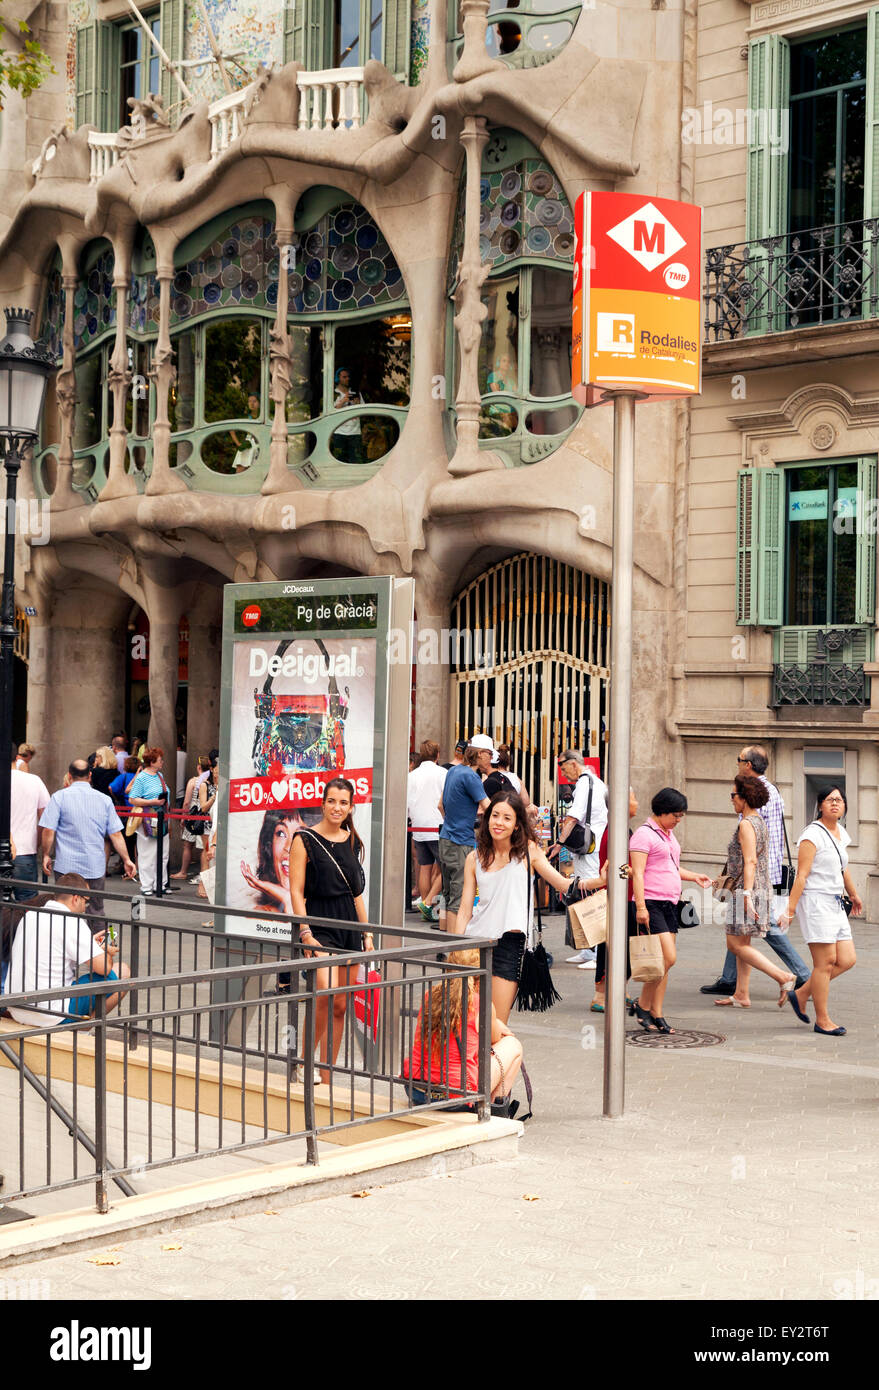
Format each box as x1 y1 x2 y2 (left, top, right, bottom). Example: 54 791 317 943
516 871 562 1013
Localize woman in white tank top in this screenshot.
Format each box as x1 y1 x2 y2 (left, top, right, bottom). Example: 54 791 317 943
457 790 573 1021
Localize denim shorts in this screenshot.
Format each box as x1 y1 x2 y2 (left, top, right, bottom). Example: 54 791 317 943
492 931 526 983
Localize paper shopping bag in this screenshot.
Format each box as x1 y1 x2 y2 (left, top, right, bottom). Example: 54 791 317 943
567 889 608 949
629 928 665 982
354 963 381 1043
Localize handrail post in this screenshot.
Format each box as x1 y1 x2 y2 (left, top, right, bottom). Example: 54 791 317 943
155 808 165 897
477 945 491 1121
304 967 318 1164
128 907 141 1052
94 990 110 1213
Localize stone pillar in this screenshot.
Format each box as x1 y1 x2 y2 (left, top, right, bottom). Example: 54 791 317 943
141 576 187 767
412 567 453 753
448 115 504 477
263 221 296 495
50 270 82 512
101 237 137 500
42 587 128 789
186 609 222 769
145 231 186 495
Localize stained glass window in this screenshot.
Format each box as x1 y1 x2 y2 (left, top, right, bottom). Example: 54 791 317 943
448 156 574 291
73 247 116 353
289 203 405 314
171 217 278 325
39 258 65 362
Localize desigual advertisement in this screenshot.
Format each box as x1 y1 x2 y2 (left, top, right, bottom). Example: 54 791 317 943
217 580 394 940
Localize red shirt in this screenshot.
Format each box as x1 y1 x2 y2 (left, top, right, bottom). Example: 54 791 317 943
403 1000 479 1094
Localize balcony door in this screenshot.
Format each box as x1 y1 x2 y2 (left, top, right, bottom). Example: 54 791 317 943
334 0 382 67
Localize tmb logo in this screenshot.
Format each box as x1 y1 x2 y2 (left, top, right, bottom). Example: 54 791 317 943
606 202 686 273
242 605 261 628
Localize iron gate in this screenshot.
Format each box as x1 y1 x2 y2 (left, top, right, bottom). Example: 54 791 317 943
450 553 610 807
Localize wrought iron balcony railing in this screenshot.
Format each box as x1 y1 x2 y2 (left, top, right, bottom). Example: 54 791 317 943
771 662 867 707
704 220 879 342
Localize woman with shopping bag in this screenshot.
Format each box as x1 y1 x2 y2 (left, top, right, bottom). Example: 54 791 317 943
457 790 574 1021
629 788 713 1034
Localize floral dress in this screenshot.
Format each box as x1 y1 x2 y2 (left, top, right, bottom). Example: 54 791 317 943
726 812 771 936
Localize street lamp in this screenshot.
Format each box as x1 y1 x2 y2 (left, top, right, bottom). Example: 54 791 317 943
0 308 55 897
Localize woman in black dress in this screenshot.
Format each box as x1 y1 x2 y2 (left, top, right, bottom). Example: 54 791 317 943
288 777 373 1082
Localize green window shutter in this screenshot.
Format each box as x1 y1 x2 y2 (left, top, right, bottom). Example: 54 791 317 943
75 22 98 127
866 9 879 217
95 23 117 131
746 35 789 241
736 468 757 625
855 454 878 623
284 0 306 64
756 465 785 626
283 0 324 70
383 0 412 82
159 0 185 113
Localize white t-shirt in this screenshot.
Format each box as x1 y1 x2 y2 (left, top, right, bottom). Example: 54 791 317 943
407 760 448 841
11 767 50 856
797 822 850 895
567 770 609 878
6 899 96 1027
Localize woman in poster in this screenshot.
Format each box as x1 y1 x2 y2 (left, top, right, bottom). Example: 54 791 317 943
288 776 374 1083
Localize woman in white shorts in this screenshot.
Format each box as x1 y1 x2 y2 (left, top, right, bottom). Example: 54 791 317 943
778 785 862 1036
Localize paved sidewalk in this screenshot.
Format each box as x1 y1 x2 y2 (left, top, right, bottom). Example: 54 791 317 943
2 914 877 1301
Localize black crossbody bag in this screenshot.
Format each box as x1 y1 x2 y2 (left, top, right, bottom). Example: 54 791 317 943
812 822 853 916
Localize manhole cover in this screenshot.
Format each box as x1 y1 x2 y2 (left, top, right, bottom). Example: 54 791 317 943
626 1028 726 1049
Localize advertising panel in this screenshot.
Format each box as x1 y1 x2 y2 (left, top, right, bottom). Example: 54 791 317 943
573 192 702 407
217 578 398 941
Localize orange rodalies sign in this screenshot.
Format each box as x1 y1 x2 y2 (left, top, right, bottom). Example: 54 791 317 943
572 192 702 406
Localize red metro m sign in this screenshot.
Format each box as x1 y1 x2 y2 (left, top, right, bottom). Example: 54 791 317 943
572 192 702 407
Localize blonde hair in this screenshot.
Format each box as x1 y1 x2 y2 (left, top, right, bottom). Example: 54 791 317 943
96 745 117 771
420 949 481 1059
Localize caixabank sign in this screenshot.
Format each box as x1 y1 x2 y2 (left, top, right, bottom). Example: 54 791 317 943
572 192 702 406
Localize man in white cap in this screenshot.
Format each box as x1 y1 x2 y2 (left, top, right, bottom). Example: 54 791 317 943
551 749 609 968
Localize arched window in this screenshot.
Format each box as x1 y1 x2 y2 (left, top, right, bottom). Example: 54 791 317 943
447 131 580 464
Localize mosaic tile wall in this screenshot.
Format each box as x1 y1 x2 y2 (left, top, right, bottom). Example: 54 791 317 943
410 0 430 86
448 157 575 291
289 203 405 314
183 0 279 106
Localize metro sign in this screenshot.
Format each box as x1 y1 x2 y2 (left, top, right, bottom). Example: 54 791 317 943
606 202 686 273
572 191 702 406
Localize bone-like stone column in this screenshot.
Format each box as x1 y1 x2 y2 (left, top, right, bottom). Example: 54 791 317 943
448 115 504 477
100 239 137 499
146 236 186 495
263 224 297 495
50 271 81 511
453 0 502 82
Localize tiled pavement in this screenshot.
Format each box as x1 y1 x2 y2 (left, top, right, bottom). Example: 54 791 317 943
2 912 877 1301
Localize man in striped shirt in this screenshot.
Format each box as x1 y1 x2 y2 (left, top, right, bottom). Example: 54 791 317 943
701 745 810 995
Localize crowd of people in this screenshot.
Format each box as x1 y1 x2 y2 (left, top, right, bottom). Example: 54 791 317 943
0 729 862 1106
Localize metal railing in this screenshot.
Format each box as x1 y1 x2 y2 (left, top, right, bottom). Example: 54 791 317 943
771 662 867 707
704 219 879 341
0 882 494 1215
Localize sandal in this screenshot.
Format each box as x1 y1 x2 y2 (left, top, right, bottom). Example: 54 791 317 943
651 1015 676 1034
633 1000 658 1031
590 1000 605 1013
714 996 750 1008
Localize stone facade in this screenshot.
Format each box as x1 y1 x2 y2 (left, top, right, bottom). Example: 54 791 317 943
691 0 879 911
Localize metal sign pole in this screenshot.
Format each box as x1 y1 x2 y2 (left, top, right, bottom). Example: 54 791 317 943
603 390 637 1119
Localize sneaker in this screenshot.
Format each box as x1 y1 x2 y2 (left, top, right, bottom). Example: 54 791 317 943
417 901 434 923
577 959 597 970
566 948 596 965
